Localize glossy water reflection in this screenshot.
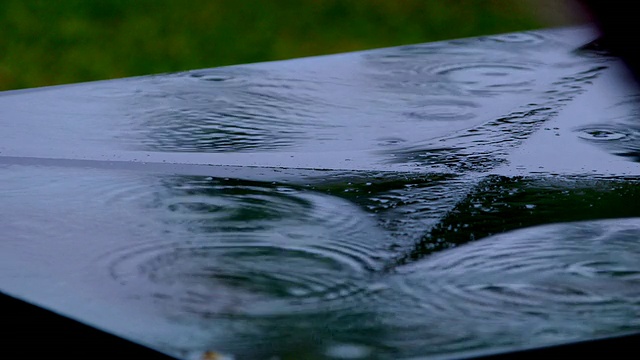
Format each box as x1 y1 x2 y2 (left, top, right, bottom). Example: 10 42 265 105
2 164 638 359
0 165 462 358
104 176 390 318
0 27 612 173
399 176 640 263
1 26 640 360
388 218 640 358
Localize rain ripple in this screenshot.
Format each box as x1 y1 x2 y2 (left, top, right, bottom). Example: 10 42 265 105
386 218 640 354
101 176 389 318
121 68 334 153
423 61 538 95
576 95 640 162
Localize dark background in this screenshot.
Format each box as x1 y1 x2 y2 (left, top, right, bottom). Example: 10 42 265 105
0 0 584 91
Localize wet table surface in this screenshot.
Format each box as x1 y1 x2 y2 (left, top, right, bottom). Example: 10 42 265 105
1 26 639 359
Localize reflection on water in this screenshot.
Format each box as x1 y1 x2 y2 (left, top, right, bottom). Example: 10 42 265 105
384 62 609 172
105 176 389 318
1 165 639 359
363 28 610 173
399 176 640 263
390 218 640 357
0 27 611 173
2 26 640 360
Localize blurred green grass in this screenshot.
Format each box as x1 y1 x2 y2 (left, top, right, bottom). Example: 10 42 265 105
0 0 576 91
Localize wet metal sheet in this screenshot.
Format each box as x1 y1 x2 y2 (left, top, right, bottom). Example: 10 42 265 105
1 26 639 359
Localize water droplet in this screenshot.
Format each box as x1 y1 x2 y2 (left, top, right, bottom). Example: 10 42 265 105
577 128 628 141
